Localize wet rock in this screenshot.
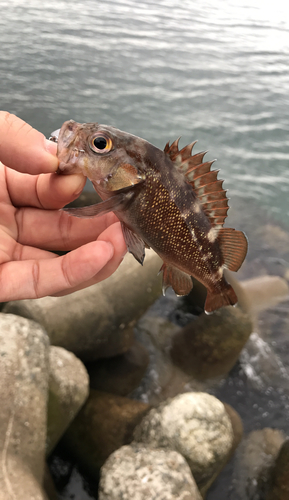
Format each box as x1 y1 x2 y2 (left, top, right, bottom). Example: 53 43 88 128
62 389 149 476
0 313 49 500
240 332 289 392
132 314 191 405
234 428 285 500
266 438 289 500
133 392 233 495
46 346 89 455
87 341 149 396
99 444 202 500
170 307 252 379
4 250 162 362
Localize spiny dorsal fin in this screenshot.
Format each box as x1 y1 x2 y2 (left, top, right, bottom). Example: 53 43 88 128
164 139 230 227
217 228 248 271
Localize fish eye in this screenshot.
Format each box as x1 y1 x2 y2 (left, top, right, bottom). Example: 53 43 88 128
90 133 113 154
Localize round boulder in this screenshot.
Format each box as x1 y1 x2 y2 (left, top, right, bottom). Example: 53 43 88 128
99 444 202 500
133 392 233 494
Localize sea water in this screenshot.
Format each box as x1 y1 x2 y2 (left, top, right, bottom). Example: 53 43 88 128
1 0 289 222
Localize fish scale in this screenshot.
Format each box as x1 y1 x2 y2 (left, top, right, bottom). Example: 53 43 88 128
53 120 248 313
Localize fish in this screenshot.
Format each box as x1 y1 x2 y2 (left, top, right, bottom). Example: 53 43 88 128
51 120 248 313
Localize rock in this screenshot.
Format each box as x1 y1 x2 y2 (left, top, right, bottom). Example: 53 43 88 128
266 438 289 500
0 313 49 500
62 389 149 475
132 314 191 405
43 465 58 500
66 189 101 208
4 250 162 362
46 346 89 455
257 224 289 255
234 428 285 500
231 274 289 316
99 444 202 500
133 392 234 495
170 306 252 379
223 403 243 459
240 332 289 392
87 341 149 396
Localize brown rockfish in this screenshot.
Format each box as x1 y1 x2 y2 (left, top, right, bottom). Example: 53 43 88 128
52 120 248 313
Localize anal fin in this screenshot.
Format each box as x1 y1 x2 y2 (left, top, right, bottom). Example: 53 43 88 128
160 263 193 296
121 223 146 265
217 228 248 271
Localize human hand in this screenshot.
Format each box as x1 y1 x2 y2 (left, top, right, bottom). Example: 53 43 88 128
0 112 127 301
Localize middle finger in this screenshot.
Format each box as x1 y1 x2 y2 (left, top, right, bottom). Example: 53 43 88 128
16 207 120 251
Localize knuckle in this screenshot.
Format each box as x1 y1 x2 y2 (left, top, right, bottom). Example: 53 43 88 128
60 254 74 288
31 260 41 298
58 210 73 251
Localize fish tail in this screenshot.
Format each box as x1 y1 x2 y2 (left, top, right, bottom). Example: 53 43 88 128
204 284 238 314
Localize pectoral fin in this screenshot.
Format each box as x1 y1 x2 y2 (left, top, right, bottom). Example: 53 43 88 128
160 263 193 296
217 228 248 271
62 192 132 218
121 223 146 264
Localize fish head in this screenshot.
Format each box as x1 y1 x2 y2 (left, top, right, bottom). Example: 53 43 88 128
55 120 148 194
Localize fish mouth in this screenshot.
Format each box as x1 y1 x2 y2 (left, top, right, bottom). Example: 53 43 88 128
50 120 86 174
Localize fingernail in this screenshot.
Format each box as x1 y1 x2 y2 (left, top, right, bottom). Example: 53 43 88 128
63 173 86 196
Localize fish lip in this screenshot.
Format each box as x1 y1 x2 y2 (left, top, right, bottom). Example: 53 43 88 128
49 128 60 142
57 161 77 174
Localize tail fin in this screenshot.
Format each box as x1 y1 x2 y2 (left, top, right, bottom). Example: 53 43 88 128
204 283 238 314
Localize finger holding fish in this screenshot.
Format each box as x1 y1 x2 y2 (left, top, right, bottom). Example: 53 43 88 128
16 207 122 252
0 222 126 302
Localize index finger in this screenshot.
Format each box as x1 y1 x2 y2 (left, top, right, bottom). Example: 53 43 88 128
0 111 58 174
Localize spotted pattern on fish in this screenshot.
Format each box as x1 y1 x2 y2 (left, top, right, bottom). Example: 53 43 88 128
55 120 248 312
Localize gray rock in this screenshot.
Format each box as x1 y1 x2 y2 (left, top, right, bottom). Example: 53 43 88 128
63 389 149 475
87 341 149 396
240 332 289 392
234 428 285 500
133 392 233 494
46 346 89 455
0 313 49 500
170 306 252 379
99 444 202 500
266 437 289 500
4 250 162 362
